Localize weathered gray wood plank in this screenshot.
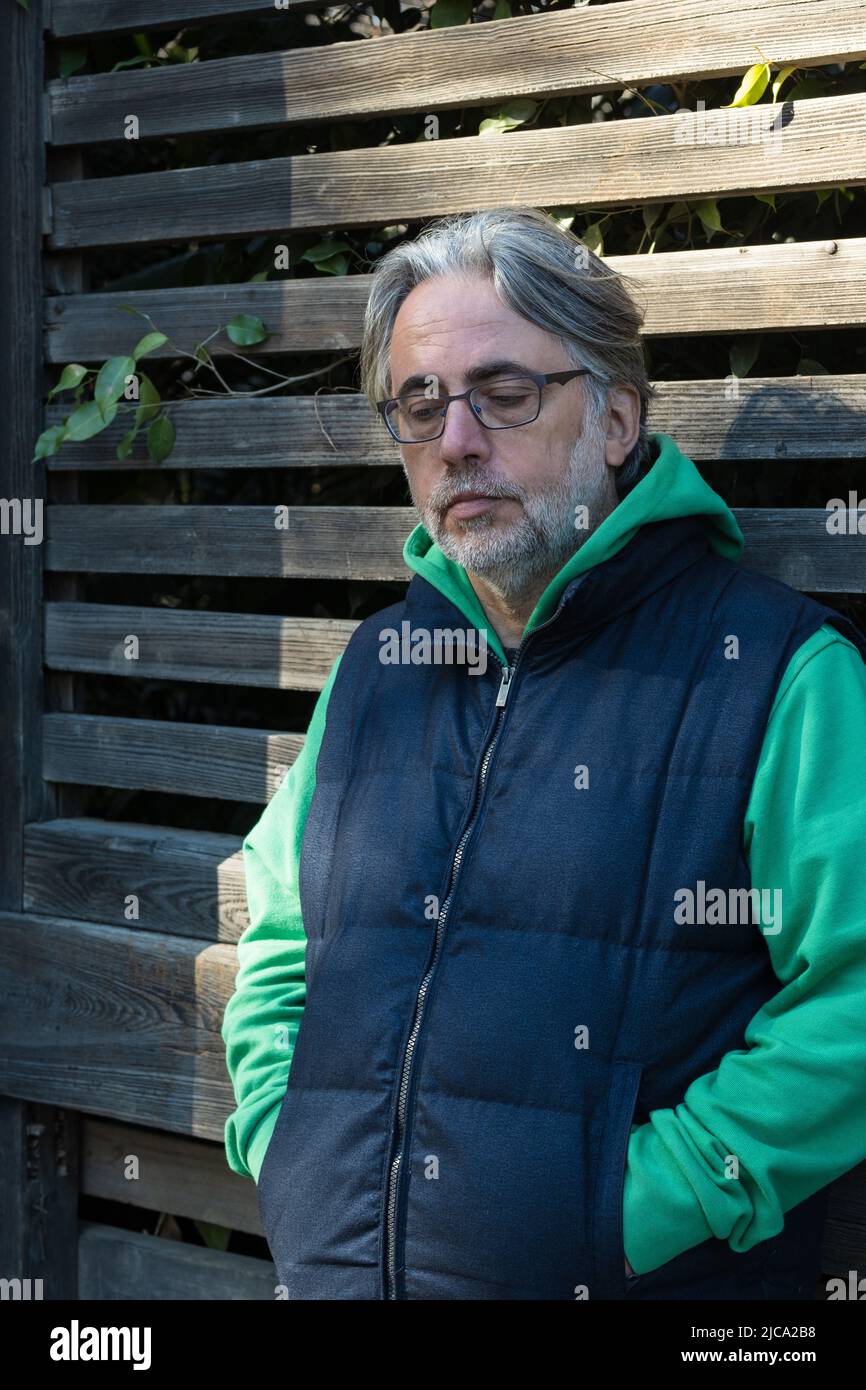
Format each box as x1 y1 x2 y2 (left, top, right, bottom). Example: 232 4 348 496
47 93 866 249
50 0 328 38
24 818 248 940
44 603 355 688
45 505 415 578
78 1223 276 1299
42 713 304 802
82 1116 263 1236
43 238 866 364
43 505 866 591
46 0 866 145
39 372 866 469
822 1163 866 1278
0 910 238 1141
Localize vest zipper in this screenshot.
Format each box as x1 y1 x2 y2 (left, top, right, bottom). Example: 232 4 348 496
383 592 577 1300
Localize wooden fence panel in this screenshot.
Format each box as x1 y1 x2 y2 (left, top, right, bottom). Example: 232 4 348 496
41 504 866 591
46 93 866 249
44 238 866 362
78 1223 275 1299
45 0 866 145
42 714 303 802
24 819 248 941
82 1117 264 1235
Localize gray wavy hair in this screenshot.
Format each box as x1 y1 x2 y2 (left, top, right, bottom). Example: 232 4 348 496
358 206 659 498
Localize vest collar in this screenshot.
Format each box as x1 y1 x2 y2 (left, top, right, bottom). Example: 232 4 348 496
404 514 712 663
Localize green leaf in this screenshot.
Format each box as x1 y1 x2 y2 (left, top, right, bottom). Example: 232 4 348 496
16 0 30 10
94 355 136 414
729 336 760 378
225 314 268 346
430 0 472 27
135 374 161 427
248 269 270 283
33 425 66 460
299 238 352 265
116 427 139 461
642 205 663 232
753 192 776 209
492 0 511 15
133 32 154 58
771 65 797 102
479 98 538 137
131 331 168 360
694 199 726 236
814 188 834 210
796 358 829 375
147 415 176 465
47 363 89 401
64 399 118 441
193 1221 231 1252
723 62 770 109
581 221 605 256
311 253 349 276
110 56 155 71
58 48 87 78
786 77 829 101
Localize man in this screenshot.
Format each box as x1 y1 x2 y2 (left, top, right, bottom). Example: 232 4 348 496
222 206 866 1301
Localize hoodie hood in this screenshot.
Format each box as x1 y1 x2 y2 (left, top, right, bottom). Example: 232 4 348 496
402 430 744 667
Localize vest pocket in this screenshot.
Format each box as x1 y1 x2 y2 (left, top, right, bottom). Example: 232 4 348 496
591 1060 644 1300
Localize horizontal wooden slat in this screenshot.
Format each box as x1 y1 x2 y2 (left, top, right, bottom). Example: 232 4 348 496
0 910 236 1139
41 373 866 469
49 0 327 39
44 602 355 687
822 1163 866 1276
44 238 866 364
82 1117 263 1235
23 818 247 939
44 504 866 590
46 0 866 146
43 713 303 802
45 505 414 578
79 1224 275 1299
46 92 866 250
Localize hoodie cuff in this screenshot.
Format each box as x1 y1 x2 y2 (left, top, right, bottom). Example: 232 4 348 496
622 1121 716 1275
247 1103 282 1185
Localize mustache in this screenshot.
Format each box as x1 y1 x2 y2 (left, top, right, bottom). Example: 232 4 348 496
430 478 524 510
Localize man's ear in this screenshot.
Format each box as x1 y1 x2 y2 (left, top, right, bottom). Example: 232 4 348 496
602 386 642 469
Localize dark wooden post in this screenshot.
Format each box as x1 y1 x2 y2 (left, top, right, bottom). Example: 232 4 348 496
0 0 80 1299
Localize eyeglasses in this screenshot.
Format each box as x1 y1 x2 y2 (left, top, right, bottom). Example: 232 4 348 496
376 368 592 444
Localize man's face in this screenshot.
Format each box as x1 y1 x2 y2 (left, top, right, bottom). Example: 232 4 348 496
387 272 620 593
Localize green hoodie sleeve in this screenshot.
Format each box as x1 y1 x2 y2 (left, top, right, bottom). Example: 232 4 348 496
622 622 866 1276
221 652 342 1182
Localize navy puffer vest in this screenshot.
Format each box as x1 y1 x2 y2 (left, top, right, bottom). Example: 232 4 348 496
256 516 864 1300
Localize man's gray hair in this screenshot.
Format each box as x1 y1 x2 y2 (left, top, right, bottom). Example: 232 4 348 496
359 206 659 499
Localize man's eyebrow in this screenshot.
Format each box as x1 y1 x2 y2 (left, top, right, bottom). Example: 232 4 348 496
392 359 534 398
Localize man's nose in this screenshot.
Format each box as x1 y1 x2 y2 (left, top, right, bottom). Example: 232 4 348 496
438 395 490 456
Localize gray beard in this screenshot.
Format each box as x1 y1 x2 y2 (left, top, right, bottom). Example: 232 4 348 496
410 407 615 609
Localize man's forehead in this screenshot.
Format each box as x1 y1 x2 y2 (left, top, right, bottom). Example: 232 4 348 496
392 357 537 398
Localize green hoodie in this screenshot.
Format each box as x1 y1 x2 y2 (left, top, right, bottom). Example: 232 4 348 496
221 431 866 1280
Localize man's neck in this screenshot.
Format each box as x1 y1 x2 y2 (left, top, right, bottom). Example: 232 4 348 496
466 565 562 651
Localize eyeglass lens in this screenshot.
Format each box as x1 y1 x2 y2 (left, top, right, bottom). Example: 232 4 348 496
386 375 541 441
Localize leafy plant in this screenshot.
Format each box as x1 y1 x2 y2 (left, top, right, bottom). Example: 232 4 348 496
35 315 268 466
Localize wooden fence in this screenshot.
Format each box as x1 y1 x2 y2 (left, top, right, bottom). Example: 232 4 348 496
1 0 865 1298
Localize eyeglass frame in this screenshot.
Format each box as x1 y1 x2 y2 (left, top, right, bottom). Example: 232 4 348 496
375 367 593 443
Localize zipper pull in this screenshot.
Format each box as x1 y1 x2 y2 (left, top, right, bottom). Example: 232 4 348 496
495 665 512 708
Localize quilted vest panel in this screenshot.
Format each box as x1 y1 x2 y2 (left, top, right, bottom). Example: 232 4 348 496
256 517 863 1300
